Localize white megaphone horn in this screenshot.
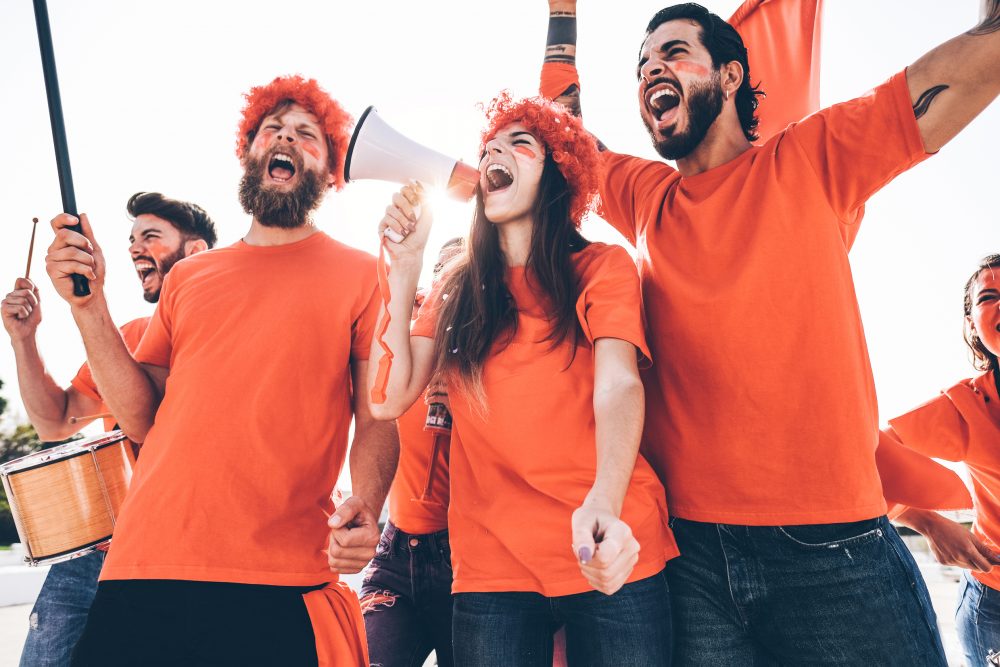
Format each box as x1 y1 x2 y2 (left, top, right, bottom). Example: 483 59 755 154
344 106 479 201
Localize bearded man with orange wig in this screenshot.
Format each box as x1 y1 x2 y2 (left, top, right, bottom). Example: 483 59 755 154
43 75 397 666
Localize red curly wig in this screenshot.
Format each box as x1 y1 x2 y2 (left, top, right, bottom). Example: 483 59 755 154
235 75 353 191
481 91 599 226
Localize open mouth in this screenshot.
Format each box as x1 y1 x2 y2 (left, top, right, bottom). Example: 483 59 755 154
647 85 681 121
485 163 513 192
267 152 296 182
134 259 156 286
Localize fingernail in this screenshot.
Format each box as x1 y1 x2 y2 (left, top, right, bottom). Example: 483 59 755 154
578 546 591 564
329 515 342 527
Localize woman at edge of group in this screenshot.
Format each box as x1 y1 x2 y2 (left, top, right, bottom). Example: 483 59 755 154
366 92 677 666
887 254 1000 667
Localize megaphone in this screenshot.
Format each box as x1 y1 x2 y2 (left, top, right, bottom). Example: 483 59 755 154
345 106 479 201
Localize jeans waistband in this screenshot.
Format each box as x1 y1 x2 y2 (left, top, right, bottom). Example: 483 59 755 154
384 520 450 557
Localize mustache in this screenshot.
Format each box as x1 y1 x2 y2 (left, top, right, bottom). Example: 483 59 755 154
645 76 683 96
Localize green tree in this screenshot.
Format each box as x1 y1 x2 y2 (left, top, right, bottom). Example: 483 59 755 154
0 379 43 545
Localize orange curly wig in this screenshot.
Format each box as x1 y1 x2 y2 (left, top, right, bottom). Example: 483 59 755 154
235 75 353 191
481 91 599 226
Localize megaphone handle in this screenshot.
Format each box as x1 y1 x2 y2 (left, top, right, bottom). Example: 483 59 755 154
370 244 393 404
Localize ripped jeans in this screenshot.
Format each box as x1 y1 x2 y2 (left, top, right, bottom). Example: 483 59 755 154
666 515 947 666
19 550 105 667
359 521 454 667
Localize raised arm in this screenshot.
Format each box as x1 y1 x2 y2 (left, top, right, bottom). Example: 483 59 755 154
905 0 1000 153
544 0 582 116
366 184 438 420
45 213 165 442
1 279 104 440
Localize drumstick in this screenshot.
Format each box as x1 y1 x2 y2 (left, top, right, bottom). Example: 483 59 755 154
69 412 112 424
25 217 39 280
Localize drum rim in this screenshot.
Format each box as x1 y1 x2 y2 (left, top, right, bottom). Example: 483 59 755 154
26 537 112 565
0 430 127 476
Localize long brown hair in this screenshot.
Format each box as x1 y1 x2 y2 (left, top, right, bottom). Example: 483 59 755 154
430 153 589 407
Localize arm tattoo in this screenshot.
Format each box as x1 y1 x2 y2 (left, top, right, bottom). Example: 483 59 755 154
968 0 1000 35
912 84 949 119
545 15 577 64
553 85 582 118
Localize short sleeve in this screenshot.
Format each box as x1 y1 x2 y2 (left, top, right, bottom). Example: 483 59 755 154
888 391 972 462
70 317 151 401
575 245 651 366
411 281 444 339
784 70 929 223
70 362 100 401
597 151 675 247
134 274 175 369
351 282 381 361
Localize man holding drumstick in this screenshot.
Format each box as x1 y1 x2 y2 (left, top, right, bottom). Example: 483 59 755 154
2 191 216 667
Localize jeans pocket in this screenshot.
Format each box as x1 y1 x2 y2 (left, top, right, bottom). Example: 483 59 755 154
776 518 883 550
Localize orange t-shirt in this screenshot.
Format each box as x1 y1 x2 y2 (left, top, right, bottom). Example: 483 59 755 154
387 399 450 535
412 242 677 596
99 232 380 586
71 316 151 431
598 71 929 525
889 371 1000 589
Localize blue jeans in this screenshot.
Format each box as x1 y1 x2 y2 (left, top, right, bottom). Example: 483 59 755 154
666 516 947 666
956 570 1000 667
359 521 454 667
19 550 105 667
452 571 672 667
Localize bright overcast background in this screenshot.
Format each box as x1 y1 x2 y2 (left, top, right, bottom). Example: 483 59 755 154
0 1 997 466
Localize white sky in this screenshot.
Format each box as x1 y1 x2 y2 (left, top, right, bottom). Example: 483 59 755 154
0 0 997 452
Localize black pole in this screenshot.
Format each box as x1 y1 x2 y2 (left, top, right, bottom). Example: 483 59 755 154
32 0 89 296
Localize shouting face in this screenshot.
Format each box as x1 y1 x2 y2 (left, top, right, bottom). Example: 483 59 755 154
129 214 190 303
480 123 545 226
637 20 725 161
238 102 332 228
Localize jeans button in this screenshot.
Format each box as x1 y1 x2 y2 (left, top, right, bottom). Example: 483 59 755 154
409 538 420 547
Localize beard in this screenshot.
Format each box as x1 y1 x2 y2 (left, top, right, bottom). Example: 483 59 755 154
238 153 328 229
647 74 724 161
141 244 187 303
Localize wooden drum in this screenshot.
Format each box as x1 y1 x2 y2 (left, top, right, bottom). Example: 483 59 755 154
0 430 135 565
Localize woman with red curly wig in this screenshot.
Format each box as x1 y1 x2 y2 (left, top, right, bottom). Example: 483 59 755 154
367 93 676 666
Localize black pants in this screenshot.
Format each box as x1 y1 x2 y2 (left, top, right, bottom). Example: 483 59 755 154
70 579 321 666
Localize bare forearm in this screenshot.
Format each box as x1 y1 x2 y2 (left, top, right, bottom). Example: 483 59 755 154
72 301 159 441
589 379 644 516
893 507 940 535
907 1 1000 152
10 337 74 440
368 258 425 418
349 419 400 516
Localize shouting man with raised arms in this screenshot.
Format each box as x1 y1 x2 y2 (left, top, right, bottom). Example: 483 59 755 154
538 1 1000 664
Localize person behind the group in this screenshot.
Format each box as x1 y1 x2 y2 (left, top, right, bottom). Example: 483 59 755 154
41 75 399 666
1 191 216 667
359 238 461 667
368 93 676 666
886 254 1000 667
536 0 1000 663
